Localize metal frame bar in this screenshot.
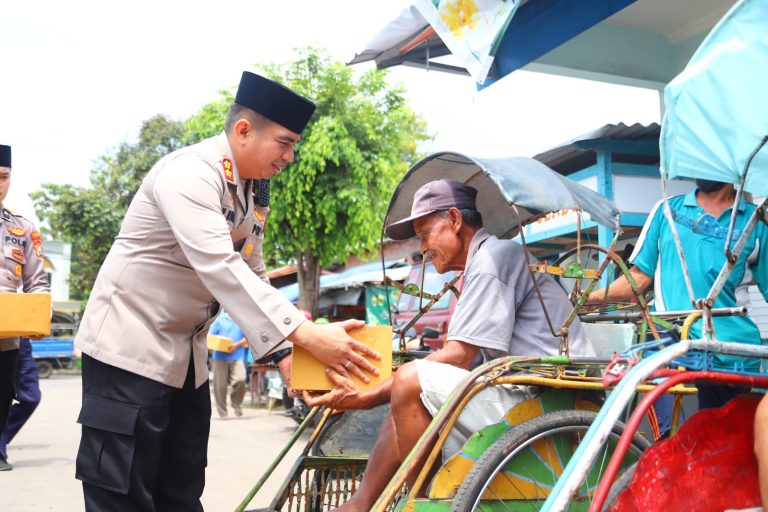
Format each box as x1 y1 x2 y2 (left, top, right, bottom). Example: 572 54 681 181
541 339 768 512
588 369 768 512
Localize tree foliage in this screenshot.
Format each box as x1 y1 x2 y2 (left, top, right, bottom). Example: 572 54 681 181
258 48 428 315
182 48 429 315
182 90 233 144
32 115 184 299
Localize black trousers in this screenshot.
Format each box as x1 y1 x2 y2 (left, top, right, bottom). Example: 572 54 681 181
0 349 19 437
76 354 211 512
697 383 750 410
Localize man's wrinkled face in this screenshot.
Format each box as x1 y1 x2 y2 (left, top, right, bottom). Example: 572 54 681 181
237 120 300 180
0 167 10 205
413 212 462 273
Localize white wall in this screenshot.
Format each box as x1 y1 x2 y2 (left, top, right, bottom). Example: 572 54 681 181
44 241 71 302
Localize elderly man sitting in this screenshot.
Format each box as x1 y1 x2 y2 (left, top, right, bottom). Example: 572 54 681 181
304 179 596 511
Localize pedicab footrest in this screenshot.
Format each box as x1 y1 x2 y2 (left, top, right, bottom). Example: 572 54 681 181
272 456 372 511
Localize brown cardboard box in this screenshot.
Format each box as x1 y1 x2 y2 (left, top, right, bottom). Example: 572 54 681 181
206 334 233 352
0 293 51 338
291 325 393 391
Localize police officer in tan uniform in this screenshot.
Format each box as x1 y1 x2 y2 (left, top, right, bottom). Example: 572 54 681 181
0 144 50 471
74 72 380 511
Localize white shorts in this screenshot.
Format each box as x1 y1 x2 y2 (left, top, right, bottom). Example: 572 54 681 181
414 359 538 460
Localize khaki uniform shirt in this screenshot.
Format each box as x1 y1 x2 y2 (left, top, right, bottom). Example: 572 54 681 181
0 207 50 351
76 133 306 388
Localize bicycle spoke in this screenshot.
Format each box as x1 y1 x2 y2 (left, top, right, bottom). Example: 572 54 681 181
454 411 651 512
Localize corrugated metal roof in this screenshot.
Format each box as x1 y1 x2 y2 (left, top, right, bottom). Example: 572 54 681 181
534 122 661 176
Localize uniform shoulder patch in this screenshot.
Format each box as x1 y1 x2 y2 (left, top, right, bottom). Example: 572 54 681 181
222 158 235 183
30 231 44 258
7 226 26 236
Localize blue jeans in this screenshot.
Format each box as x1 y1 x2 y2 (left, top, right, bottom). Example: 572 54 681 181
0 339 40 459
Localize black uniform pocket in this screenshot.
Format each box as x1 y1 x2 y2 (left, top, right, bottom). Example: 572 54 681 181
76 394 140 495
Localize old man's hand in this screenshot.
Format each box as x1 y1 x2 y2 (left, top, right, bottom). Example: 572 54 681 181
302 368 369 411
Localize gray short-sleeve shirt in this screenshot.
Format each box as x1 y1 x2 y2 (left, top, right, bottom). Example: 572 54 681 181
447 229 594 361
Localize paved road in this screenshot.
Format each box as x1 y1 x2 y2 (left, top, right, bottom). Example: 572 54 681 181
0 373 309 512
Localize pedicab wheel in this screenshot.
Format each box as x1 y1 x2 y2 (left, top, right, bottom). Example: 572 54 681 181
450 410 651 512
36 360 54 379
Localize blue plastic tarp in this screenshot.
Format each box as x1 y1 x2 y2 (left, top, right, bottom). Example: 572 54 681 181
384 152 620 240
277 261 404 303
661 0 768 194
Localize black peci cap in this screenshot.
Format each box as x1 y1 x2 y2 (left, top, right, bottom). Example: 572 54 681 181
0 145 10 168
235 72 316 134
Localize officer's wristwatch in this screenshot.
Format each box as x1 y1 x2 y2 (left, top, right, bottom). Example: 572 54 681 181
270 348 292 365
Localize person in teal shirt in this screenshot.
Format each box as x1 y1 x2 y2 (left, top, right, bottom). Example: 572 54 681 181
209 310 248 418
590 180 768 412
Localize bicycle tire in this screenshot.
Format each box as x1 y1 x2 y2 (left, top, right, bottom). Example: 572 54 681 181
450 409 650 511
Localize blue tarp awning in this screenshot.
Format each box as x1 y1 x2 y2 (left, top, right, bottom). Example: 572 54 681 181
278 261 410 303
351 0 733 91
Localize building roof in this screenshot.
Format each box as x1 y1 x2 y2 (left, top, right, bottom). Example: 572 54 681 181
278 261 410 303
533 122 661 176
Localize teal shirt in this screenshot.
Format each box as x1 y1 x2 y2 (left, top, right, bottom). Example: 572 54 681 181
630 190 768 371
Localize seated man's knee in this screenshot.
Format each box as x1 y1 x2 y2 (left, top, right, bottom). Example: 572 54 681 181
392 362 422 400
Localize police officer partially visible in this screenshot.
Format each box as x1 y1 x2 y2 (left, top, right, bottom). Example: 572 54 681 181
74 72 380 510
0 144 50 471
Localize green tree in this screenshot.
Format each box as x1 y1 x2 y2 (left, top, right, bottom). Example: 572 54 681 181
32 115 184 299
182 90 233 144
185 48 428 316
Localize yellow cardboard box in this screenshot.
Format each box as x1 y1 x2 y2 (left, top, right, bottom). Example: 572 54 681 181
291 325 393 391
206 334 233 352
0 293 51 338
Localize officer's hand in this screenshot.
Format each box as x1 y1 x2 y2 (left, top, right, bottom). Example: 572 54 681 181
28 334 46 341
302 369 367 410
289 319 381 383
277 354 298 398
226 344 237 354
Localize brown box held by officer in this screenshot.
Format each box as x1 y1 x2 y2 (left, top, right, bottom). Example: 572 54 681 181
0 293 51 337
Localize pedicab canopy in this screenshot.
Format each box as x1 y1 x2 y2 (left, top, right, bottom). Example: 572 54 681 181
384 152 620 240
661 0 768 195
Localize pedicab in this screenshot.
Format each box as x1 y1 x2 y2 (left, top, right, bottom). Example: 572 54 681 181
239 150 701 512
539 2 768 510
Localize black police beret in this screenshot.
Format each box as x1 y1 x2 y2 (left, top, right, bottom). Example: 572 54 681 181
0 145 10 168
235 72 316 134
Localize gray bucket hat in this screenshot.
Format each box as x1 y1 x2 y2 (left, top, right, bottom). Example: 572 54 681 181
385 179 478 240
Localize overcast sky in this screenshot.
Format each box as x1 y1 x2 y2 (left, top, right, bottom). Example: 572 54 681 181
1 0 661 225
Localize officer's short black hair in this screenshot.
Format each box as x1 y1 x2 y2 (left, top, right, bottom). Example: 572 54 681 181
224 104 270 134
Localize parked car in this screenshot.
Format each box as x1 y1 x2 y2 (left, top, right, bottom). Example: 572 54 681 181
394 262 459 350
